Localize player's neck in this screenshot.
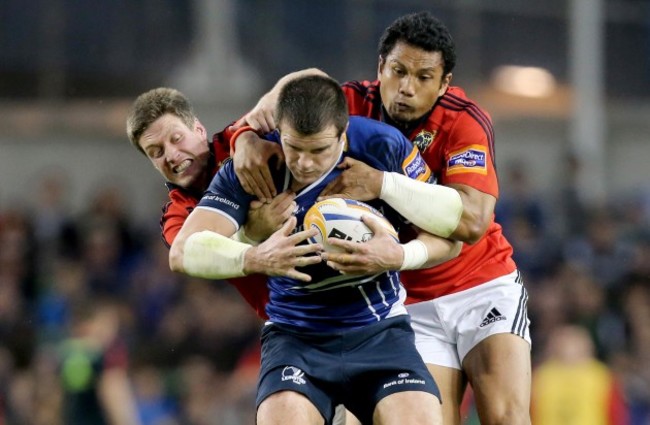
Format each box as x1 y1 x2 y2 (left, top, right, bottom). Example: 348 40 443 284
289 178 307 192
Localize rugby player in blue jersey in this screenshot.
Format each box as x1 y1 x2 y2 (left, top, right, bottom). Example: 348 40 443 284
169 75 463 425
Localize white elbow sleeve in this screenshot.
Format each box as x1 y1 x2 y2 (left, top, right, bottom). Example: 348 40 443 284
232 226 260 246
400 240 430 270
182 231 251 279
380 172 463 238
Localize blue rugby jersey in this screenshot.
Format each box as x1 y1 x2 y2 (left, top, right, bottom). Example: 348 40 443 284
196 116 433 331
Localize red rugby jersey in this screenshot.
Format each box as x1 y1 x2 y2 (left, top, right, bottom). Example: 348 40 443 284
160 129 270 319
343 81 516 302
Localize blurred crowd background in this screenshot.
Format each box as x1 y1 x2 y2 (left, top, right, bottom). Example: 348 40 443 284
1 0 650 424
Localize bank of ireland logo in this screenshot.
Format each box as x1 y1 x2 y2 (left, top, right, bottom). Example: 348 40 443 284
281 366 306 385
383 371 426 389
413 130 436 153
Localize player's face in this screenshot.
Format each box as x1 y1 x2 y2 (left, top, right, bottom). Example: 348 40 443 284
280 123 345 188
138 114 211 191
378 41 451 124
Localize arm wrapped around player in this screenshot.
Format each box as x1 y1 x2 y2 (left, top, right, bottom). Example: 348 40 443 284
181 230 252 279
380 171 463 238
401 229 463 270
171 213 323 282
322 215 461 275
318 159 463 239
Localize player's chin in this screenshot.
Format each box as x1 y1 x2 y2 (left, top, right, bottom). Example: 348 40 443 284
388 109 418 124
169 173 197 189
295 175 318 187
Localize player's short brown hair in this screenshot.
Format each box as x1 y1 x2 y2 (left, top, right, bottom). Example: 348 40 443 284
126 87 196 154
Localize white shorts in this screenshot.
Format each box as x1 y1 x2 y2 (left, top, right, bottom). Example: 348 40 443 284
407 270 531 370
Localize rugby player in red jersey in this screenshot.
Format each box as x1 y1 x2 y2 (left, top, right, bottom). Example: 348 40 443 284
230 11 531 425
126 87 289 319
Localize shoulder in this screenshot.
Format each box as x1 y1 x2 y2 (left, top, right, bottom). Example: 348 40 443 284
214 157 236 179
165 183 200 204
342 80 382 114
348 115 401 136
347 116 406 148
161 186 197 240
205 158 241 193
342 79 379 96
437 86 492 124
433 87 494 145
346 117 414 169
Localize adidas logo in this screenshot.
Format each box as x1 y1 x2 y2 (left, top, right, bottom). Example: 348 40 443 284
479 308 506 327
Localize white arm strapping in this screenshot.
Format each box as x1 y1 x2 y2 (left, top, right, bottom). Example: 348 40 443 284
232 226 260 246
182 231 252 279
380 172 463 238
400 239 430 270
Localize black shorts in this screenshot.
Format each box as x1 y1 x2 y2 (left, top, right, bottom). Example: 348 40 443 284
256 315 440 425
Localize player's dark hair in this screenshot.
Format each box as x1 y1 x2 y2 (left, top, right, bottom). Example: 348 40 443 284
126 87 196 154
378 11 456 76
276 75 348 137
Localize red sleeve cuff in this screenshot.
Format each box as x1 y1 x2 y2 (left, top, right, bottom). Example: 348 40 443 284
230 125 256 155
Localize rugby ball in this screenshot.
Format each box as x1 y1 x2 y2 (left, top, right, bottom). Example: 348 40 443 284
304 198 398 253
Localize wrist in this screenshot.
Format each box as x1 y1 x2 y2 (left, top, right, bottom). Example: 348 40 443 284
230 126 256 155
242 245 260 275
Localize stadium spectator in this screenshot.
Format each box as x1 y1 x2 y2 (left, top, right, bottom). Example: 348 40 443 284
531 324 628 425
615 275 650 423
58 298 141 425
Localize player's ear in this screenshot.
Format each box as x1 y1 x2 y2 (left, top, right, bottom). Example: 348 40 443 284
339 122 350 145
439 73 452 96
194 119 207 138
377 55 386 78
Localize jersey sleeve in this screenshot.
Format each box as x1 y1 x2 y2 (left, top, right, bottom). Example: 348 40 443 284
349 118 432 183
398 144 432 182
440 110 499 197
196 160 253 228
197 131 280 228
384 136 432 182
161 188 198 248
